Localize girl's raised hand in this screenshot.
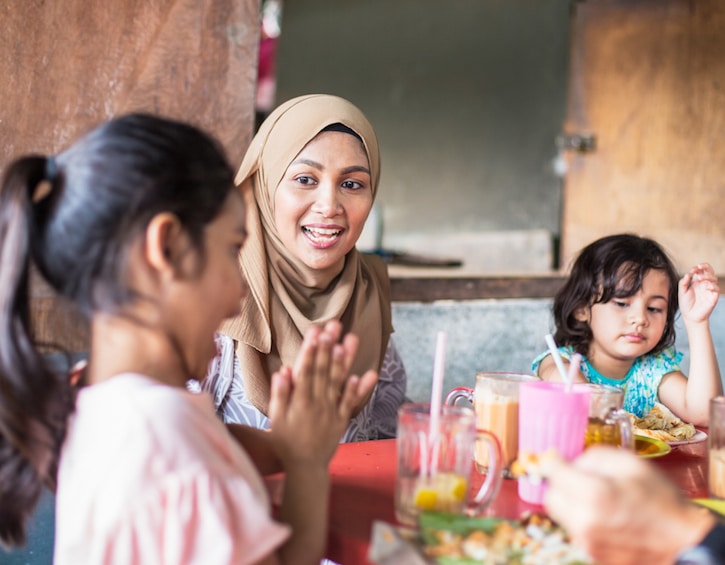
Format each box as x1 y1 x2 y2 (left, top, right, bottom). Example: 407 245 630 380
267 321 378 467
679 263 720 324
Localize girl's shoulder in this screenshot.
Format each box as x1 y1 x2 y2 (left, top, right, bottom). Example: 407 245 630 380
531 345 575 375
634 346 683 374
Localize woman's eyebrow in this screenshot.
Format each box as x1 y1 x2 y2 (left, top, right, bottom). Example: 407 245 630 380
291 158 323 169
289 160 370 176
341 165 370 175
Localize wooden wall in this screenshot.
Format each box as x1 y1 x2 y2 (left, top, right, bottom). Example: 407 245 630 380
1 0 261 352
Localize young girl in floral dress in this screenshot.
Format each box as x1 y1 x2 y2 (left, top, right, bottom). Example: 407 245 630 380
533 233 721 426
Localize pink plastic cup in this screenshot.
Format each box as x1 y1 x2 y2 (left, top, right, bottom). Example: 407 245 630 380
517 381 590 504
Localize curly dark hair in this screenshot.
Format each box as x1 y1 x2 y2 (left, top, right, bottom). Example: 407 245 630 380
553 234 680 357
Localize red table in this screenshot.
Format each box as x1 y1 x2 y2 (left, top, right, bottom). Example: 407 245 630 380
318 436 708 565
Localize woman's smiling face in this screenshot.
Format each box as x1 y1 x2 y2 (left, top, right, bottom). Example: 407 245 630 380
273 130 373 271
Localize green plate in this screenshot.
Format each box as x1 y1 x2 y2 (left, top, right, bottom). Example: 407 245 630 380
693 498 725 516
635 435 672 458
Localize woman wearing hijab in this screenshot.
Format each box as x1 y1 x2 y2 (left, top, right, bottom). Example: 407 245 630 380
201 94 407 442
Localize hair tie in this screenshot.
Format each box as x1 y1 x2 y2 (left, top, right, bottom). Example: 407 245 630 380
45 156 58 182
32 156 59 203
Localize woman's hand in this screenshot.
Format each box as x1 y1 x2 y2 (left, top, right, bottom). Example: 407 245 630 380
544 447 715 565
679 263 720 325
268 321 377 467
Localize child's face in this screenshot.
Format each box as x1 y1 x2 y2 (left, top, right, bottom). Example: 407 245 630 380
273 130 373 271
577 268 670 366
175 191 248 376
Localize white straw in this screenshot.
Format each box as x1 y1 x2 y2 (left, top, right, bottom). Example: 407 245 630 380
545 333 570 385
428 331 447 475
566 353 582 393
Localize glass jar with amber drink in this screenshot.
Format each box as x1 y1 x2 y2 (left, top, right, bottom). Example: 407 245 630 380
578 384 634 450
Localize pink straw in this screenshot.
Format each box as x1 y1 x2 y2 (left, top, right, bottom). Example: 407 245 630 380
428 331 447 474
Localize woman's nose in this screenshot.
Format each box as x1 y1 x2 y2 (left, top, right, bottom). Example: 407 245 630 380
312 184 343 216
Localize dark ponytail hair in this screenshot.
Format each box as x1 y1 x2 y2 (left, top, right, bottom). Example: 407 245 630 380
553 233 680 357
0 113 235 547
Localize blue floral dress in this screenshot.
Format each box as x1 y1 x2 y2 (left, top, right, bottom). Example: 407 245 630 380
531 345 683 417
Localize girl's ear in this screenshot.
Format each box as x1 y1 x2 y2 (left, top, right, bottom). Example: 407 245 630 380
573 304 590 323
145 212 185 275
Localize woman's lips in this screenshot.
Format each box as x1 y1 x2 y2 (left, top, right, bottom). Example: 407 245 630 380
302 225 344 248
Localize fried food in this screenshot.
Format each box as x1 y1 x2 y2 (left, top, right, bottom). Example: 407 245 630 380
631 403 696 443
420 511 594 564
510 449 559 482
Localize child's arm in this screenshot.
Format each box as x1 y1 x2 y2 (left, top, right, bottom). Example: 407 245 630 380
537 354 588 384
658 263 722 426
266 321 377 565
225 425 282 475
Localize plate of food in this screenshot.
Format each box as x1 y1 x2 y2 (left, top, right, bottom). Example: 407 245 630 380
666 429 707 447
416 511 594 565
635 435 672 458
630 403 701 445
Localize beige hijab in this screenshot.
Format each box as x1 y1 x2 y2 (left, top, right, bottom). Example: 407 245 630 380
220 94 393 415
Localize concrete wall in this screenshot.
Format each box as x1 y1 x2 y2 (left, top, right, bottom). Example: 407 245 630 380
274 0 572 268
393 297 725 402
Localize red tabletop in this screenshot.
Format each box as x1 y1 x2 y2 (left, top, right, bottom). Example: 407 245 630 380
319 436 709 565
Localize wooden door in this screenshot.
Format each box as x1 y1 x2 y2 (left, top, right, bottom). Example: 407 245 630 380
560 0 725 273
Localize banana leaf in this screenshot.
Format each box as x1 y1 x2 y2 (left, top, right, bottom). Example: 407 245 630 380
417 511 591 565
418 511 508 544
418 512 523 565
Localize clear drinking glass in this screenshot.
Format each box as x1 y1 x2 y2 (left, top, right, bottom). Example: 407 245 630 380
709 396 725 499
580 383 634 450
446 372 540 478
395 403 503 526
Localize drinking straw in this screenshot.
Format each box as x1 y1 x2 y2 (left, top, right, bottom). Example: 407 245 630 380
418 430 429 478
566 353 582 393
545 333 570 387
428 331 447 475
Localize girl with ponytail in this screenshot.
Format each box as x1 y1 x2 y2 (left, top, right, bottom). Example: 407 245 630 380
0 113 375 564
